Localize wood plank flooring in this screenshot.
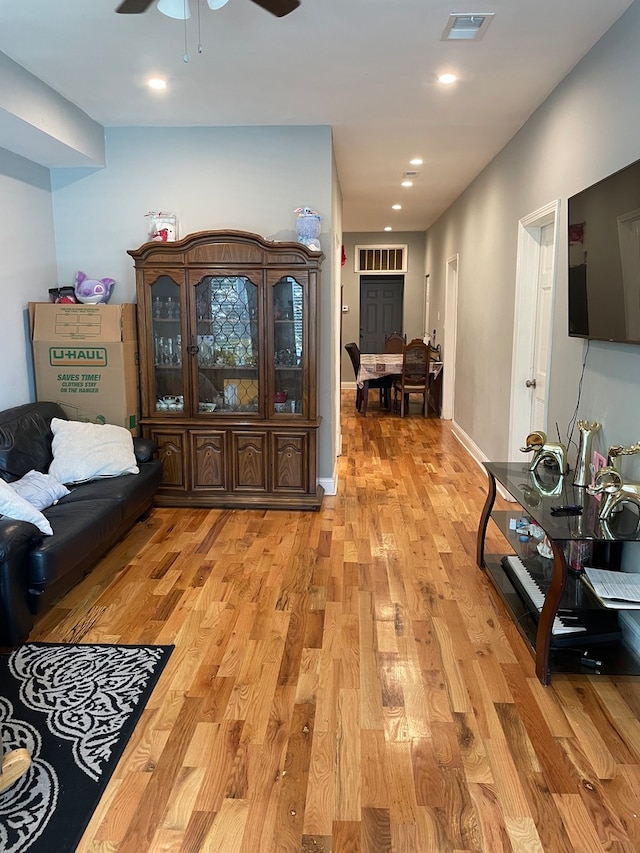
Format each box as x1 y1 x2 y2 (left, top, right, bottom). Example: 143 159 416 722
33 393 640 852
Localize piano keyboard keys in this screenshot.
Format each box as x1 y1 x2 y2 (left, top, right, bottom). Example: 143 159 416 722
501 554 587 636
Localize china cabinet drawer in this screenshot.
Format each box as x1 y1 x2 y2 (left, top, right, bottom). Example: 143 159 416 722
272 431 310 493
148 429 187 490
232 431 268 492
191 430 227 491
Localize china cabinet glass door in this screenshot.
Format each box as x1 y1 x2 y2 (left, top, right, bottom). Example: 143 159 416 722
272 275 304 415
193 275 260 414
150 275 183 414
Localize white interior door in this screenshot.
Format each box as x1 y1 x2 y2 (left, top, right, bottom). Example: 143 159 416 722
530 223 554 428
508 201 560 461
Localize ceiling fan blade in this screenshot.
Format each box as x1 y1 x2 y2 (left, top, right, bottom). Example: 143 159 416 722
116 0 156 12
248 0 300 17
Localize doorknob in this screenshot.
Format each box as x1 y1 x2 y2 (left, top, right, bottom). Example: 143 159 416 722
525 378 536 388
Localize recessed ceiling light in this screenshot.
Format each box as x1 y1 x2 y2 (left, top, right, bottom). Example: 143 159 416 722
401 180 413 188
438 73 457 85
148 78 167 90
392 204 402 210
409 158 423 166
384 226 393 232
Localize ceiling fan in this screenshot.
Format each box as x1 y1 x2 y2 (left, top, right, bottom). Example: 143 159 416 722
116 0 300 16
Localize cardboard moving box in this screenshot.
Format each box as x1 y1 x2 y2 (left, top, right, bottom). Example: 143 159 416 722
30 303 140 433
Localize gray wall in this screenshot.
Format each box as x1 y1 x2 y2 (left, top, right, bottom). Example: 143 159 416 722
0 148 57 409
50 126 334 294
340 231 426 382
425 0 640 468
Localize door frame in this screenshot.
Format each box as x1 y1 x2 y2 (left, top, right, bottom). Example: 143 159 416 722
424 273 431 340
442 254 458 420
508 199 560 462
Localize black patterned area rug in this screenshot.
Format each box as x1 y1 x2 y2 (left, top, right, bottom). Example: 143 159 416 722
0 642 173 853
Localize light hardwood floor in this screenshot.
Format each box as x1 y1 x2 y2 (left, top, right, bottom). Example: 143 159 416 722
34 392 640 852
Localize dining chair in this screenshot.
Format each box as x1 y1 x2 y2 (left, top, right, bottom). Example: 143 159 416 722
393 338 431 417
427 343 443 415
345 342 364 411
344 342 392 412
383 332 406 353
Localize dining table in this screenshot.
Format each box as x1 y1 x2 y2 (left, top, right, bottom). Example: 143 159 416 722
356 352 443 416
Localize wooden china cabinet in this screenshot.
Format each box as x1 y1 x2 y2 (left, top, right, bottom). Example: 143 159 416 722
129 230 324 509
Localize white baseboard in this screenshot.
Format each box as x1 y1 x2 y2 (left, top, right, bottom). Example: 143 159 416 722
451 419 486 472
451 420 515 502
319 456 338 496
319 477 337 496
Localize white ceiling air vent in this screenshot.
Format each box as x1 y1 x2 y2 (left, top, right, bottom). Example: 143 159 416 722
403 170 419 180
441 13 494 41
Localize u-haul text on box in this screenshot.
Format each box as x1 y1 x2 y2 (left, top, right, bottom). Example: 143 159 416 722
30 303 140 433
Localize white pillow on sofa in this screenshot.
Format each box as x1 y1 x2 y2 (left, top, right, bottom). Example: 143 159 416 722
0 478 53 535
48 419 139 485
10 470 70 510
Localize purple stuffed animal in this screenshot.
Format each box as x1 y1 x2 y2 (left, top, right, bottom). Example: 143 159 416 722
74 271 115 304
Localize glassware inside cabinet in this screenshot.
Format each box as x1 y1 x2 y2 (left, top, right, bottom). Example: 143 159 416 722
194 275 259 414
273 276 304 414
151 275 183 413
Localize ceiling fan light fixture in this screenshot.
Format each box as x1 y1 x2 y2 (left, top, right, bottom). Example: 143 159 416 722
157 0 191 19
117 0 299 16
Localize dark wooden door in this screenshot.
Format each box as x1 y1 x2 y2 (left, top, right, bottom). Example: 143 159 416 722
359 275 404 352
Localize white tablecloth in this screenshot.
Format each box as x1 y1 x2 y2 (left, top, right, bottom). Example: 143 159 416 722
357 353 442 387
356 353 404 387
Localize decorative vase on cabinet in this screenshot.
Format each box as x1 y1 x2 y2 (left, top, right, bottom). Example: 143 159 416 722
128 230 324 510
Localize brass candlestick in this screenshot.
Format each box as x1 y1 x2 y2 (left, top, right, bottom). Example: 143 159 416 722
573 420 601 487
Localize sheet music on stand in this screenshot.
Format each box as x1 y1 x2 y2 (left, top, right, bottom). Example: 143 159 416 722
583 568 640 609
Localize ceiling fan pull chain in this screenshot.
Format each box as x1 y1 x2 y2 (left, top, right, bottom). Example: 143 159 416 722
183 4 190 62
197 0 203 53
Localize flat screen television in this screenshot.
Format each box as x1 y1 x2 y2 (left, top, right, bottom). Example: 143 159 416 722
568 157 640 344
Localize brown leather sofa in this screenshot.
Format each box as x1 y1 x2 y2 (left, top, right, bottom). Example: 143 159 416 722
0 402 162 647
